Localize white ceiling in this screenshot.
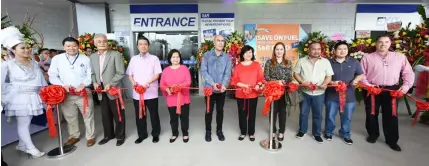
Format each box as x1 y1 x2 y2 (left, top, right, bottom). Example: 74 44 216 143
1 0 424 9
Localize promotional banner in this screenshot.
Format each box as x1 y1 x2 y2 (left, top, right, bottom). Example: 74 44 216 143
244 24 308 68
355 4 421 31
130 4 198 31
200 13 234 42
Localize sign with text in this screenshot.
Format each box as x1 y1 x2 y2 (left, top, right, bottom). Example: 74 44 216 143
244 24 307 68
200 13 234 42
130 4 198 31
356 30 371 39
387 21 402 32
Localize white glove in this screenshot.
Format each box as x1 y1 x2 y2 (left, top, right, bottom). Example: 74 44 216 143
414 65 429 72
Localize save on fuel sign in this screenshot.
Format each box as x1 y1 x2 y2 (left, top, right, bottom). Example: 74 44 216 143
130 4 199 32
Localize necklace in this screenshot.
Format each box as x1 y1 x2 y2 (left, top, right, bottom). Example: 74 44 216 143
66 53 80 69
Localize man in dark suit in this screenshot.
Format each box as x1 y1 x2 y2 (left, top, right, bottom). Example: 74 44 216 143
90 34 126 146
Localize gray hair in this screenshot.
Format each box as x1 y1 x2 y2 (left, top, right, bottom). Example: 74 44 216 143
94 33 107 40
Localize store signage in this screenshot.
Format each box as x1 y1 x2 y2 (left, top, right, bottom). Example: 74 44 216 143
130 4 198 31
200 13 235 42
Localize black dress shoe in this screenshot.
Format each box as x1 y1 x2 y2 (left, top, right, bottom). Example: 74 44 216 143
366 137 377 144
152 136 159 143
217 131 225 141
116 139 125 146
135 137 147 144
170 136 177 143
388 144 402 152
249 135 255 142
205 132 212 142
98 137 112 145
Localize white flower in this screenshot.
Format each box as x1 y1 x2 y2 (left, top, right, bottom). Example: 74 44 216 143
357 55 362 59
393 31 400 38
396 44 401 49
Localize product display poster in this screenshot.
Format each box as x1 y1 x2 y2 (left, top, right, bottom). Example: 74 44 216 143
244 24 308 68
200 13 234 42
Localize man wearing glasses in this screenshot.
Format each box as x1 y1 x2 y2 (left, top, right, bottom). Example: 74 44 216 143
360 34 415 152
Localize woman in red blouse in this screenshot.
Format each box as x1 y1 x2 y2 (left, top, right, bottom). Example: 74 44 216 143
231 45 265 141
160 49 191 143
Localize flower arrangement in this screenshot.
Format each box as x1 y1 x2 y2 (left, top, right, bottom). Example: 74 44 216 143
225 31 245 68
298 31 330 58
391 23 428 66
350 38 376 56
77 33 128 66
196 40 214 70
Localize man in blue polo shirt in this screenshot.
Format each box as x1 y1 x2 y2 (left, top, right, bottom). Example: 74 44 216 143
324 41 363 145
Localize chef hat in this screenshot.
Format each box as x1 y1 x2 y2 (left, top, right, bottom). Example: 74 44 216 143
0 26 24 50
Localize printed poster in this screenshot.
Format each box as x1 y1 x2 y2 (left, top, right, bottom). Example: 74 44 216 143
200 13 234 42
244 24 308 68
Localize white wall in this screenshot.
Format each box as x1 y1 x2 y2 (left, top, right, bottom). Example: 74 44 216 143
75 3 108 35
1 1 73 50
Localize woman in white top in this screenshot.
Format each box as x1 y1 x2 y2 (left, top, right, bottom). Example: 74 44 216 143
1 27 46 158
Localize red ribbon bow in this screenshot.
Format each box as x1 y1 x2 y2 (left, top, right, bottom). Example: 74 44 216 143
107 87 125 122
262 81 285 116
134 84 146 119
95 87 103 94
287 82 299 92
390 90 404 117
366 86 382 115
308 83 317 91
413 101 429 126
335 82 348 113
204 88 213 113
39 85 67 138
69 88 89 116
170 85 182 115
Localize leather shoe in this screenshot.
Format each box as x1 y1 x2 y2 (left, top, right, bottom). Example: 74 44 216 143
98 137 112 145
87 138 96 147
116 139 125 146
388 144 402 152
135 137 147 144
169 136 177 143
65 138 80 146
366 137 377 144
205 132 212 142
152 136 159 143
217 131 225 141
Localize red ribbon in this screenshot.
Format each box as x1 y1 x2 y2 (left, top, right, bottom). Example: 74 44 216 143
413 101 429 126
390 90 404 117
134 85 146 119
39 85 67 138
204 88 213 113
262 81 285 116
335 82 348 113
170 85 182 114
308 83 317 91
69 88 89 116
107 87 125 122
95 87 103 94
366 86 382 115
241 87 253 120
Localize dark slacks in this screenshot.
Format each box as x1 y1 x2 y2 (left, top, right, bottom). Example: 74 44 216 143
270 95 287 134
133 98 161 138
236 98 258 135
362 85 399 145
100 93 125 140
168 104 190 136
204 92 226 133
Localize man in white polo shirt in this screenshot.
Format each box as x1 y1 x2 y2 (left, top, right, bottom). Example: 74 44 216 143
293 42 334 144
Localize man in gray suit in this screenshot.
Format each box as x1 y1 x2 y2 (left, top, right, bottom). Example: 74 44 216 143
90 34 126 146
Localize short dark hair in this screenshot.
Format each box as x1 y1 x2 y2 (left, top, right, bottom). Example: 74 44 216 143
308 42 321 49
62 37 79 46
239 45 255 61
167 49 183 65
49 49 57 53
333 41 350 56
376 34 391 42
39 48 49 54
137 36 150 46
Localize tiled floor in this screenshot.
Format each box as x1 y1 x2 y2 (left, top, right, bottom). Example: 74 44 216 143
2 97 429 166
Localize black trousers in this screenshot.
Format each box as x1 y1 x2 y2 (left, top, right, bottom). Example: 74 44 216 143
204 92 226 133
362 86 399 145
133 98 161 138
236 98 258 135
168 104 190 136
269 95 287 134
100 93 125 140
